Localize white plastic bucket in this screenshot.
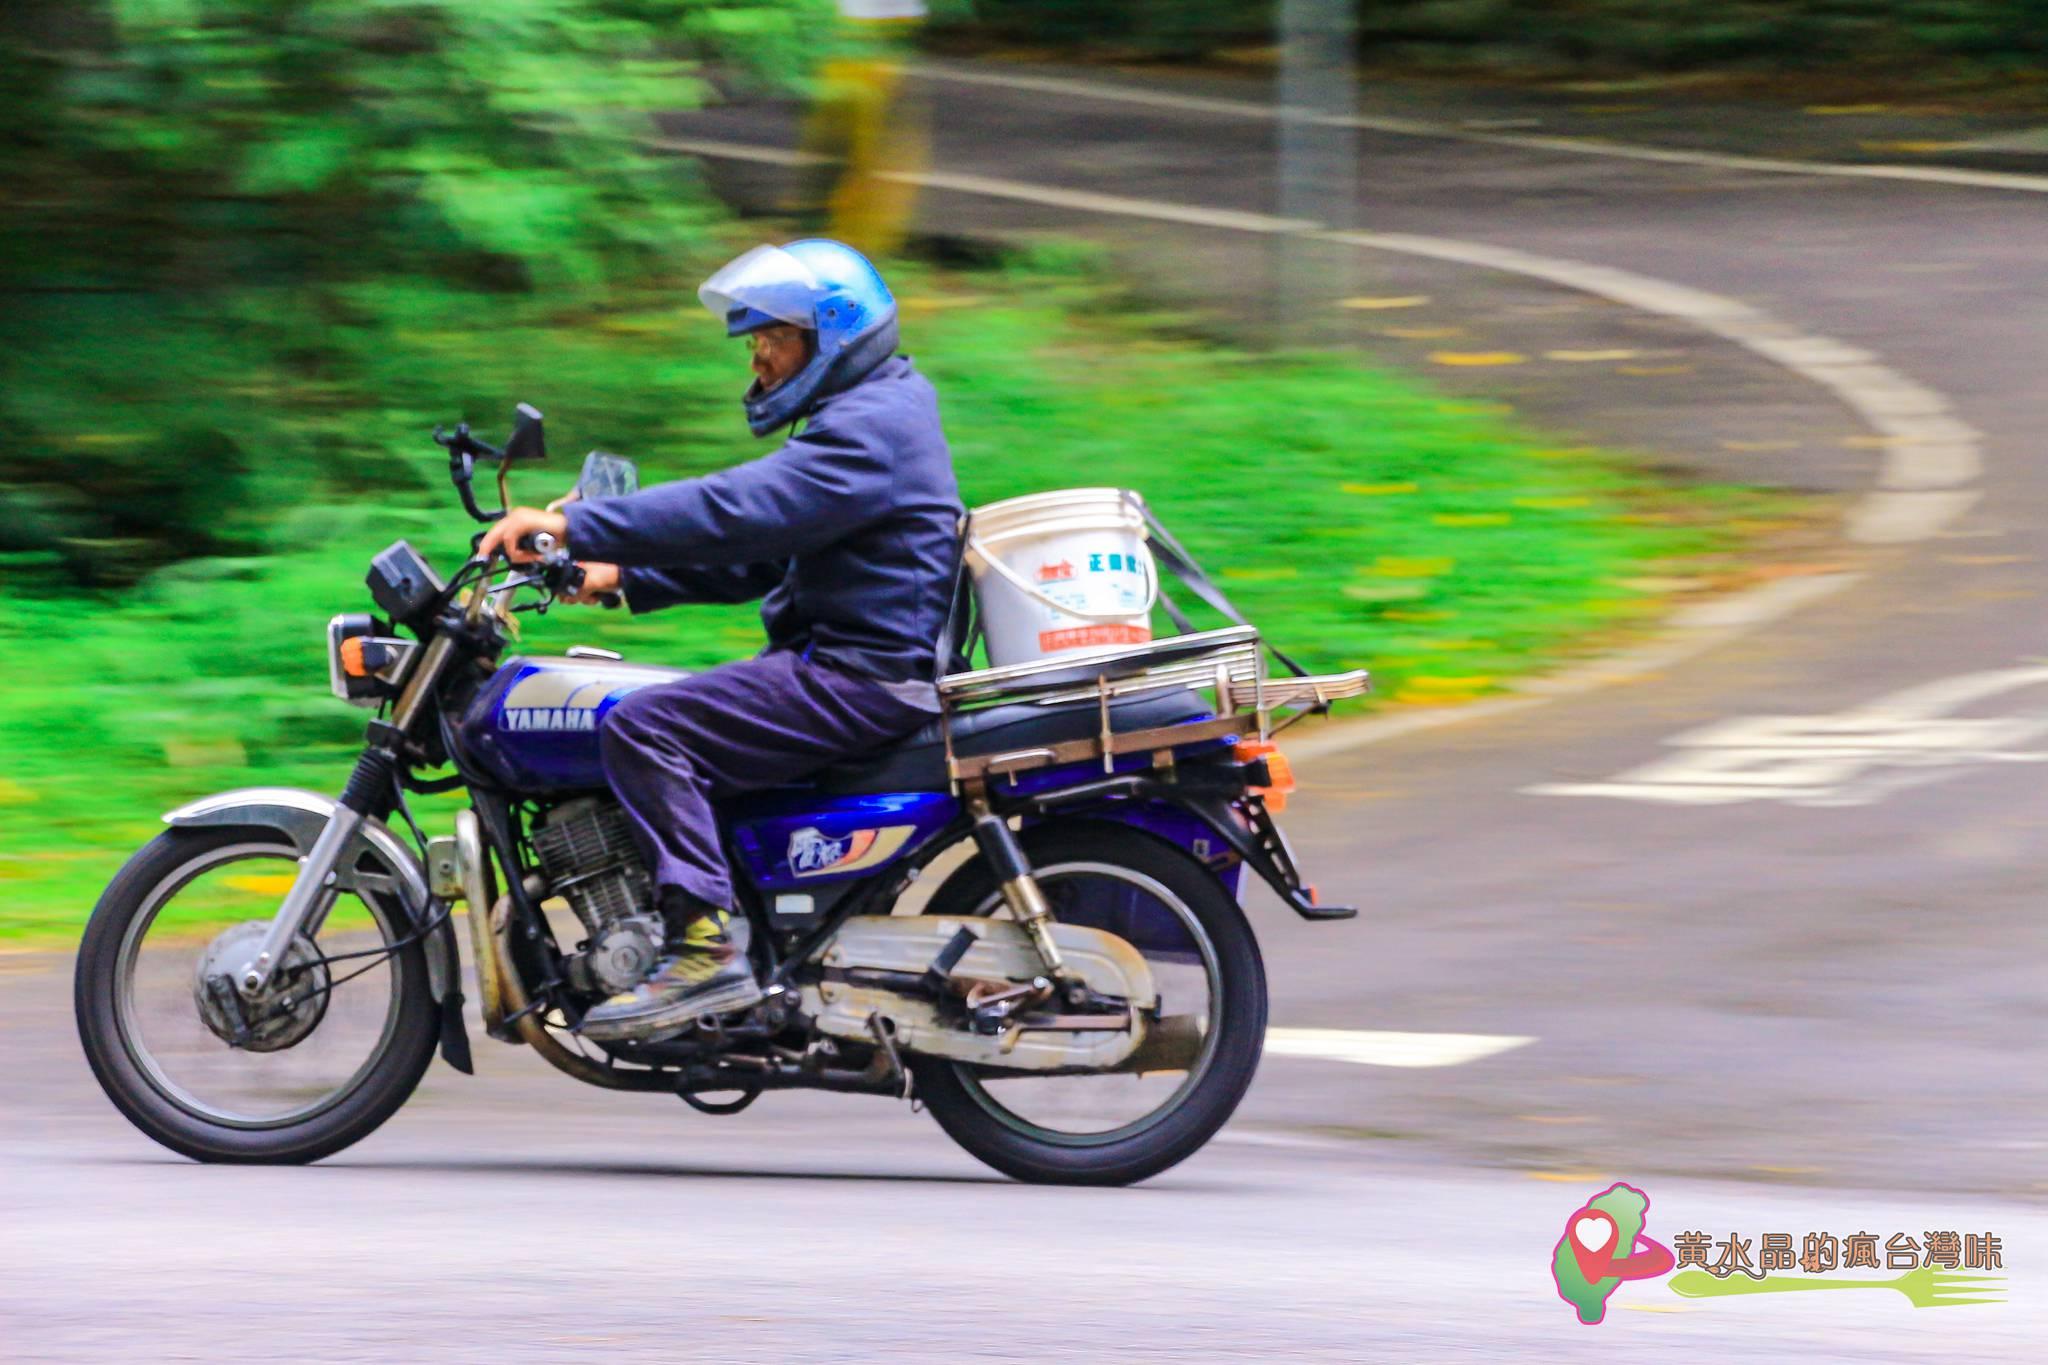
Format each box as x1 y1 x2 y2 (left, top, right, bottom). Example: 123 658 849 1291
964 488 1160 667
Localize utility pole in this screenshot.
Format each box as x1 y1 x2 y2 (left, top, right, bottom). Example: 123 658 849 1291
1275 0 1360 340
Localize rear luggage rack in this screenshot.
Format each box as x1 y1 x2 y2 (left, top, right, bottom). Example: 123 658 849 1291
938 627 1370 785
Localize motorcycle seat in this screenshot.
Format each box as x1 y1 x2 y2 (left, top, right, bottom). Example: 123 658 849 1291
818 688 1217 795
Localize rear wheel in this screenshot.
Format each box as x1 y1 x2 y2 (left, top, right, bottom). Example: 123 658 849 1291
913 821 1267 1186
75 826 438 1163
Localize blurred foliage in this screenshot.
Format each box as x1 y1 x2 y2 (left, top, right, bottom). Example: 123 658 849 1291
1351 1 2048 73
941 1 2048 72
939 0 1271 57
0 0 829 584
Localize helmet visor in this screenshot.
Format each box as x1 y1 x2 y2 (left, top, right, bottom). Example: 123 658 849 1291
698 245 822 335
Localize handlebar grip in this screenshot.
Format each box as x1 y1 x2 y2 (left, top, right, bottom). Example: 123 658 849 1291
521 530 559 556
559 562 623 609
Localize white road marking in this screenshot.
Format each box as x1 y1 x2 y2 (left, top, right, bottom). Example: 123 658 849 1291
659 134 1982 546
1957 125 2048 155
1212 1129 1342 1150
1529 665 2048 806
1314 230 1983 530
1665 571 1866 630
1282 572 1867 760
912 62 2048 197
654 136 819 168
907 168 1321 234
1265 1028 1536 1068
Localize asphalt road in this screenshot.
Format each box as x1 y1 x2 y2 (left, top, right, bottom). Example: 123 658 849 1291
7 61 2046 1361
4 954 2043 1362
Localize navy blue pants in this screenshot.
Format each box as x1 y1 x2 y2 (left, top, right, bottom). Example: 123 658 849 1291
598 650 933 909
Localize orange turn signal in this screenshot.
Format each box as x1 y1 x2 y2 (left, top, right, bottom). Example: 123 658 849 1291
339 636 370 678
1234 740 1296 812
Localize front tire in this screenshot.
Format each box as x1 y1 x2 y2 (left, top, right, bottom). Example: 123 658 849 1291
913 821 1268 1186
76 826 439 1164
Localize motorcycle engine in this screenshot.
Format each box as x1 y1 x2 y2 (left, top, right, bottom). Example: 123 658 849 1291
532 796 664 996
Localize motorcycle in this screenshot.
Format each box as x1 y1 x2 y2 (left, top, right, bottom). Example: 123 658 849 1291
73 406 1368 1185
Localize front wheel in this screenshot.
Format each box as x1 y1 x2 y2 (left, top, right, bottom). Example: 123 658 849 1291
75 825 439 1163
913 821 1268 1186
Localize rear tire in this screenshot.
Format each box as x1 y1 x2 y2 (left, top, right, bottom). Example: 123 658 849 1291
75 826 438 1164
913 821 1267 1186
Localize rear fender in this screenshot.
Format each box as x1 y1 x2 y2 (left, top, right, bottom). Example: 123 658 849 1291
1021 776 1356 921
161 787 472 1072
1080 801 1246 898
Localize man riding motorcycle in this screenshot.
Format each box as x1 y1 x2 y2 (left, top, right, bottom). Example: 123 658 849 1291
481 239 960 1041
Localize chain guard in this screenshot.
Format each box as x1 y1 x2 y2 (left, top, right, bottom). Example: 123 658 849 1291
802 916 1158 1072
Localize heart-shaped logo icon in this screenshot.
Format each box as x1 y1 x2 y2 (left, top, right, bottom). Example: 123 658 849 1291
1569 1208 1620 1281
1550 1182 1678 1326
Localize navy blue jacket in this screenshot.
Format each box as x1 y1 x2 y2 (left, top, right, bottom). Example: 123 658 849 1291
561 356 960 706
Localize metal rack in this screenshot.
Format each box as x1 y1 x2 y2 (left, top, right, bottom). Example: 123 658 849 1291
938 626 1371 785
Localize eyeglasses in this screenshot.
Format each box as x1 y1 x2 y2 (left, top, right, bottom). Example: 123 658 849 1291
745 328 805 354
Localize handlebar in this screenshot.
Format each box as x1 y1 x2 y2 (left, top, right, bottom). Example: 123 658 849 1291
439 420 619 608
512 531 619 609
437 422 505 525
434 422 502 463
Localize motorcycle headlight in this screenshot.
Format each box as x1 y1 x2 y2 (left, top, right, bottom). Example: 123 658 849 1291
327 613 413 707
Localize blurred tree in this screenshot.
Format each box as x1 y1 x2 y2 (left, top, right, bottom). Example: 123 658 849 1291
1353 1 2048 72
0 0 827 584
941 1 2048 69
938 0 1270 56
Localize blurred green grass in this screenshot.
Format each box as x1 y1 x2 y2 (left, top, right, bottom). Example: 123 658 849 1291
0 255 1799 946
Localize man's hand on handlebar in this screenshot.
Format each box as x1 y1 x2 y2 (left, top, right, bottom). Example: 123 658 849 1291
561 562 621 606
478 507 568 564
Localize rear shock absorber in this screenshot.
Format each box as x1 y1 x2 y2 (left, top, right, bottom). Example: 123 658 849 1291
963 789 1077 998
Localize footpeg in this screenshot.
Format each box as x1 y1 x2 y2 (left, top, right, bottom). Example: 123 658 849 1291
920 925 980 997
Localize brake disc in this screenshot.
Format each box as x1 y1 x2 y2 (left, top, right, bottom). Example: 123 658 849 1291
192 922 331 1053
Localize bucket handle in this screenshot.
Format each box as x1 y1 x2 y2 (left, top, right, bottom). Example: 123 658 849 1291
964 525 1162 625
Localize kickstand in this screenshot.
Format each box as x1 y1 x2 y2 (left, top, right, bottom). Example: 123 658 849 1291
866 1011 912 1104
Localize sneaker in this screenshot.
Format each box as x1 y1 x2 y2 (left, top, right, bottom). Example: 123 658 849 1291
579 910 764 1042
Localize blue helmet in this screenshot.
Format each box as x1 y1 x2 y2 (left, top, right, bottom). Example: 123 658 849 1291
697 239 900 436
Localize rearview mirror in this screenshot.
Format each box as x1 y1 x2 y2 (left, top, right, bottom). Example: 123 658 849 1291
503 402 547 463
575 451 639 501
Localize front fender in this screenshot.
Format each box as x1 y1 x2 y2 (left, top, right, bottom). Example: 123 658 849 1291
163 787 472 1072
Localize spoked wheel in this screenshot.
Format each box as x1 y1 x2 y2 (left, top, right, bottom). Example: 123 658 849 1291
914 822 1267 1186
75 826 438 1163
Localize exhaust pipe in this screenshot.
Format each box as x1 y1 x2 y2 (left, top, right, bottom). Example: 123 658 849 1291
451 811 516 1042
1115 1013 1205 1074
488 880 672 1092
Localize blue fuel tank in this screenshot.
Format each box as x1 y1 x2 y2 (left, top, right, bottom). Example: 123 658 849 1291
451 656 961 908
451 655 684 793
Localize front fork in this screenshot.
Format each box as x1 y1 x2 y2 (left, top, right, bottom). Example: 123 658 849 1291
233 807 359 995
234 742 402 998
236 628 461 999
